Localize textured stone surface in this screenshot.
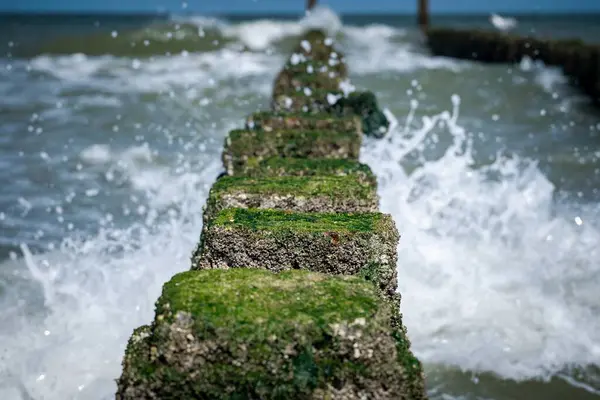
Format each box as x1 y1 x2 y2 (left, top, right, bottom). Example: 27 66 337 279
222 128 362 175
271 28 349 113
292 29 346 64
193 208 399 299
273 70 343 98
116 269 426 400
330 91 391 138
237 157 377 187
246 111 360 133
272 88 345 113
193 174 378 259
203 174 378 220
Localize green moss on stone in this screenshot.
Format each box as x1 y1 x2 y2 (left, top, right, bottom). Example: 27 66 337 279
245 111 359 133
116 269 426 399
272 88 345 113
212 207 383 233
222 128 361 175
294 29 346 64
119 325 154 384
237 157 377 186
204 175 378 220
330 91 390 139
273 70 342 97
281 60 348 80
192 208 399 299
266 88 390 137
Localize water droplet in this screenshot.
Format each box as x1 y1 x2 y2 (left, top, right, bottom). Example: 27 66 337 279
85 189 100 197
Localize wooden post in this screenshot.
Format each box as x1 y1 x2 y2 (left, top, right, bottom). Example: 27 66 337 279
418 0 429 31
307 0 317 11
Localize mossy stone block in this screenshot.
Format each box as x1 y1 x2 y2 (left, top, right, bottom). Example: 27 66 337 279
222 128 361 175
294 29 346 64
272 88 345 113
280 60 348 81
330 91 390 138
238 157 377 187
192 208 399 299
245 111 359 133
273 70 343 99
204 175 378 220
116 269 426 400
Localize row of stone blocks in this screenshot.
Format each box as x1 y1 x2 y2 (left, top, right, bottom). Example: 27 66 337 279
116 29 427 399
426 27 600 106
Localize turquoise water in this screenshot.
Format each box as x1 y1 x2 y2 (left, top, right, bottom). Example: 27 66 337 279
0 8 599 399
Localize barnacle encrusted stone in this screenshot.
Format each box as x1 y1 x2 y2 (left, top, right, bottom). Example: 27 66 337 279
272 88 345 113
193 208 399 299
329 91 390 139
237 157 377 187
245 111 359 133
115 269 426 400
222 128 362 175
203 174 378 219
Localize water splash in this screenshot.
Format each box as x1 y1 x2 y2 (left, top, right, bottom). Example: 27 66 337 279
0 155 222 399
362 95 600 383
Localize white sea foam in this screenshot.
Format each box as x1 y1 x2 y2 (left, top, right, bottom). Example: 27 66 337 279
29 49 279 96
361 95 600 381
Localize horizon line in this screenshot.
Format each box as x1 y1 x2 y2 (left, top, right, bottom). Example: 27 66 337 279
1 10 600 16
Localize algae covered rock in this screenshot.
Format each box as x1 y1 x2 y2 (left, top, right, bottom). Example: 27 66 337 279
293 29 345 64
246 111 359 133
273 70 343 98
116 269 426 400
331 91 390 139
278 60 348 82
271 29 349 113
203 174 378 221
273 88 345 113
238 157 377 186
222 128 362 175
193 208 399 298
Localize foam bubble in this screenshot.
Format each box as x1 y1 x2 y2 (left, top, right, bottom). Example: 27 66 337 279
80 144 112 165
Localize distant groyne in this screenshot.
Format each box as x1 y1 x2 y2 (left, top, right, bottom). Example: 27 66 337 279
426 27 600 106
